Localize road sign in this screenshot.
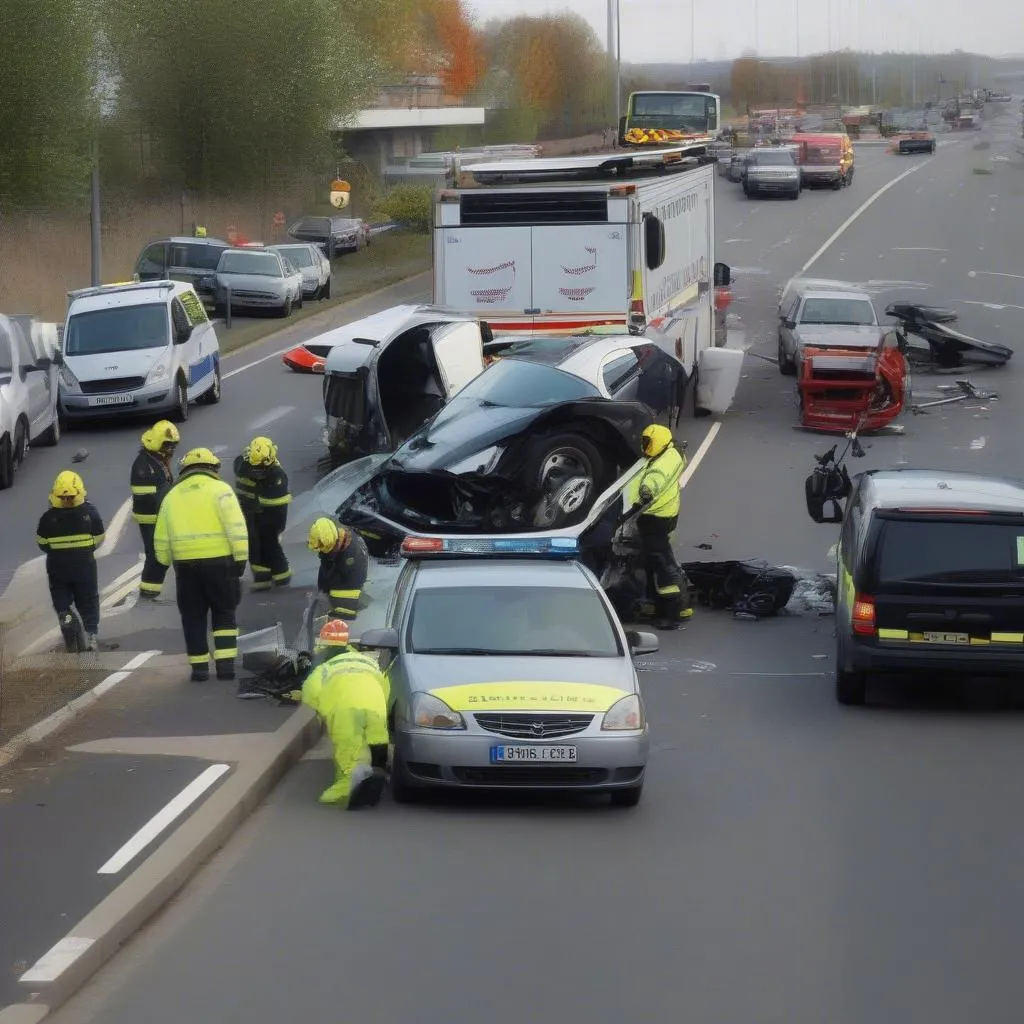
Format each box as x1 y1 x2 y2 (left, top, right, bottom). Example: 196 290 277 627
330 179 351 209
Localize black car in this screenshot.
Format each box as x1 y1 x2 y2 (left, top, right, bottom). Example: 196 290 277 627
287 216 368 256
337 334 688 554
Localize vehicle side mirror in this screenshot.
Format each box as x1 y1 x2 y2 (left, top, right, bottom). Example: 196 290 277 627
626 630 659 656
644 215 666 271
52 350 64 366
780 316 796 328
357 627 399 650
713 262 732 287
174 323 193 345
33 358 52 371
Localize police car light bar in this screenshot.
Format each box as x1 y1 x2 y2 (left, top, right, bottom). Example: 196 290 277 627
399 536 580 557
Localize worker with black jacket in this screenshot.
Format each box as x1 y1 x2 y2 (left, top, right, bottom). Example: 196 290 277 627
307 517 369 620
154 448 249 682
36 471 106 652
233 436 292 590
131 420 179 599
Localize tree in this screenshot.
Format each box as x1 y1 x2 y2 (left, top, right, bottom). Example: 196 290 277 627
730 57 760 113
0 0 99 210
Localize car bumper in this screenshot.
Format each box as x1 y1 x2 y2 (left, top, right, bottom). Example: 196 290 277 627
847 637 1024 675
747 178 799 193
801 168 842 185
396 729 649 792
282 346 326 373
219 293 288 309
60 382 180 418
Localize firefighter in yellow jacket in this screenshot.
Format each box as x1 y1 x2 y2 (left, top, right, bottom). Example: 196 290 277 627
154 448 249 682
233 436 292 590
131 420 179 599
626 424 691 630
301 619 389 809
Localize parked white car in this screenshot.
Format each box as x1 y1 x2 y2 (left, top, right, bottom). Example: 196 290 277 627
0 314 62 489
267 243 332 300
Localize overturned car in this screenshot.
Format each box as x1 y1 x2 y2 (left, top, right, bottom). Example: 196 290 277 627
336 334 693 555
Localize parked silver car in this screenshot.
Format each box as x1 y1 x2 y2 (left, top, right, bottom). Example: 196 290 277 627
743 147 801 199
205 249 305 318
777 278 883 375
267 243 333 300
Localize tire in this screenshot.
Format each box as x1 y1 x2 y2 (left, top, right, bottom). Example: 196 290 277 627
13 419 28 467
295 290 303 310
778 335 796 376
610 783 643 808
38 409 61 446
831 177 842 190
279 296 292 318
171 376 189 423
389 749 420 804
789 187 800 200
530 432 605 529
199 361 222 405
846 166 855 185
322 277 331 300
930 142 936 153
0 436 13 490
836 662 867 706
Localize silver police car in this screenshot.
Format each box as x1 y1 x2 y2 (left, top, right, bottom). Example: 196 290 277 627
358 535 656 807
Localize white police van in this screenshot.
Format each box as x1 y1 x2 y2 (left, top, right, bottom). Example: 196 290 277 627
59 280 222 423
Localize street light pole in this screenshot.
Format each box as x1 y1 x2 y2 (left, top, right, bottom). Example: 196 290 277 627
691 0 695 69
89 137 101 287
615 0 622 125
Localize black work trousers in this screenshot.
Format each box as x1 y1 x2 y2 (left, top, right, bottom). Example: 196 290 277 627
246 516 291 590
48 561 100 634
174 558 241 674
637 513 683 620
138 523 169 596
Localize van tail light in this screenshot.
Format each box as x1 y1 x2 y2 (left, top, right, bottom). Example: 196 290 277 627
629 297 646 328
851 593 876 636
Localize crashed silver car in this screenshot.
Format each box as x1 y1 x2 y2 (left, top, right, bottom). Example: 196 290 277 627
777 278 882 375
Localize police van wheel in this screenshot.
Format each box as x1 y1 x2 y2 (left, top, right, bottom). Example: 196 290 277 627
172 378 189 423
0 436 13 490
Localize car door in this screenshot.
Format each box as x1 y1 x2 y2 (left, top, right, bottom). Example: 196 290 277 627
634 343 683 425
172 296 207 398
430 321 485 399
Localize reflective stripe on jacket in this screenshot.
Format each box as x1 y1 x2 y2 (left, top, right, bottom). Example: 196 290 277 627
317 532 369 619
233 457 291 532
37 502 106 569
130 448 173 525
302 647 391 711
153 470 249 566
627 444 686 518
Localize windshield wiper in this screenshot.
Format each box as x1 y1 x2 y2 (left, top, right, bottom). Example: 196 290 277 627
414 647 501 655
517 648 602 657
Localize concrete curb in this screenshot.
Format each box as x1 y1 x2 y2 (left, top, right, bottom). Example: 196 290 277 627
12 705 321 1018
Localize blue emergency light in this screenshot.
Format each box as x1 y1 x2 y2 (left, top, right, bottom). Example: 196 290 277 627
400 535 580 558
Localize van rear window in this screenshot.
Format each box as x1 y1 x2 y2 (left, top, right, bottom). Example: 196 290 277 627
875 518 1024 583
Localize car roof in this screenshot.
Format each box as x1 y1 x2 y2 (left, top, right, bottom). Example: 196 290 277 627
864 469 1024 514
66 280 187 314
411 558 596 590
160 236 229 247
221 247 275 257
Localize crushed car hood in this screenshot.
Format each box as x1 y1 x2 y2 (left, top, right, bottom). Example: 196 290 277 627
797 325 882 349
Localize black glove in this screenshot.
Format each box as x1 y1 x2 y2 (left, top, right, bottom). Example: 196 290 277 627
234 561 246 577
370 744 388 770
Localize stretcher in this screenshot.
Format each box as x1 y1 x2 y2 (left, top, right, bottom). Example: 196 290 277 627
797 338 908 435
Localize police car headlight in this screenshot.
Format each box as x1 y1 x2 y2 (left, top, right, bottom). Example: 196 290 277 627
446 445 504 476
147 360 169 384
411 692 465 730
59 364 81 393
602 693 644 731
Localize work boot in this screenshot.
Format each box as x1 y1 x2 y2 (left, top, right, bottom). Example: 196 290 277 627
59 613 81 653
84 633 99 652
216 660 236 682
657 619 682 631
191 665 210 683
138 590 159 602
347 768 387 810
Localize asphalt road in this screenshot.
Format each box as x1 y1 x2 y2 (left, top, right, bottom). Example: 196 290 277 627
10 110 1024 1021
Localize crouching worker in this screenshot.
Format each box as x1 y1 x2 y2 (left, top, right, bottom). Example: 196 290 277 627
301 619 390 809
627 424 692 630
307 517 369 621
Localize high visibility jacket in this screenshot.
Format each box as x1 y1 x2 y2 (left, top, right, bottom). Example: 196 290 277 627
627 444 686 519
130 448 173 525
233 456 291 532
36 502 106 573
317 531 369 619
153 470 249 567
302 647 391 711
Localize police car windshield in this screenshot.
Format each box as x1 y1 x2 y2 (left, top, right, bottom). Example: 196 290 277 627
450 358 598 409
65 304 170 356
408 586 622 656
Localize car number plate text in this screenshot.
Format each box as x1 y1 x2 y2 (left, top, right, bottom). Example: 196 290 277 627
89 393 134 407
490 745 577 763
922 631 969 644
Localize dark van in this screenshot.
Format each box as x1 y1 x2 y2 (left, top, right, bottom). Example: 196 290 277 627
133 237 231 303
829 468 1024 705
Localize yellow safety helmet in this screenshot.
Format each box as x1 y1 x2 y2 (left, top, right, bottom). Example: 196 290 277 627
141 420 180 454
178 447 222 473
315 619 350 650
247 436 278 466
50 470 86 507
308 517 345 554
640 423 673 458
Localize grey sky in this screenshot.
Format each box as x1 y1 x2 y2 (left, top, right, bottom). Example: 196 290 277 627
467 0 1021 62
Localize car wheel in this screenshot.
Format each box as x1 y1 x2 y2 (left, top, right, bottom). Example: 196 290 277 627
389 749 420 804
531 432 604 529
280 296 292 318
172 376 189 423
295 290 303 310
778 335 796 376
199 361 222 405
13 418 28 467
322 277 331 300
789 187 800 199
836 663 867 705
0 436 13 490
38 410 61 447
832 177 843 190
610 783 643 808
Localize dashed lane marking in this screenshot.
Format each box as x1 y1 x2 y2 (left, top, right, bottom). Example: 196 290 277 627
247 405 294 431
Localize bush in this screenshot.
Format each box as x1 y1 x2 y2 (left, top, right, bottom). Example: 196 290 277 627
372 184 433 233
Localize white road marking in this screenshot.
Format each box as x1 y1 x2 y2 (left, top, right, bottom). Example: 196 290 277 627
970 437 987 451
247 405 294 431
97 763 232 875
95 497 133 558
680 422 721 490
960 300 1024 313
224 342 311 379
799 160 932 275
969 270 1024 281
892 247 949 252
20 936 95 984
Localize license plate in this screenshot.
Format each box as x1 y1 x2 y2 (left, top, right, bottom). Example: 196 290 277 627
490 745 577 763
922 631 969 644
88 393 134 407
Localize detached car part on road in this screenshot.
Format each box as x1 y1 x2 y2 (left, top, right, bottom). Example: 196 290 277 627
0 314 62 489
59 281 222 425
357 534 655 806
887 303 1013 369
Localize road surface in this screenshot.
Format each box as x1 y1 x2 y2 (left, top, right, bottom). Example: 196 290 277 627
5 112 1024 1021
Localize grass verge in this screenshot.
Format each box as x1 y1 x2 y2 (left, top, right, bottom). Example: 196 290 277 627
216 230 430 354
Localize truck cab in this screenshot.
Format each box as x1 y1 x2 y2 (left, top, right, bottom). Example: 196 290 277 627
618 91 721 145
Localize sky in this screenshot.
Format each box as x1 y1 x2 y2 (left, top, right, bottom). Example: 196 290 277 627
467 0 1022 63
